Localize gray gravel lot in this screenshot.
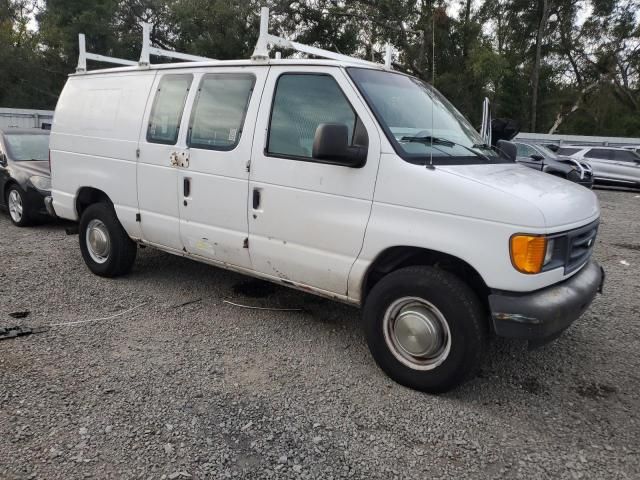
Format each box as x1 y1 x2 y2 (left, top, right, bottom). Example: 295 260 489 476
1 188 639 480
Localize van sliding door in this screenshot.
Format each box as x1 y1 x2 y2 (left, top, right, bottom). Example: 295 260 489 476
177 68 267 270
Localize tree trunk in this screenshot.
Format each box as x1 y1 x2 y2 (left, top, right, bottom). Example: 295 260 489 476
530 0 550 132
462 0 472 58
548 80 599 134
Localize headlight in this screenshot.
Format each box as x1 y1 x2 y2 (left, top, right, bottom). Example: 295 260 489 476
568 170 581 182
543 238 555 266
510 235 558 274
29 175 51 192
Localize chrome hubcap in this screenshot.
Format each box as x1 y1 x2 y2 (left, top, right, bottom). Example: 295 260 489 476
383 297 451 370
86 219 110 264
8 190 23 223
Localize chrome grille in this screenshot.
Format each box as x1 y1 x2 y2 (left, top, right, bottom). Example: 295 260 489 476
564 221 598 274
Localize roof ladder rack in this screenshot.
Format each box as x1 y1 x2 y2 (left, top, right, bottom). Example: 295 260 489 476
76 34 137 72
76 9 391 73
76 23 217 73
251 7 393 69
138 23 216 65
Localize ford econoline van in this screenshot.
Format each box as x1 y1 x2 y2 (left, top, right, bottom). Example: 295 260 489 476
47 11 604 392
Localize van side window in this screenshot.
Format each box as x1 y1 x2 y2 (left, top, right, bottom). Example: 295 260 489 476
147 74 193 145
267 74 359 160
188 74 255 151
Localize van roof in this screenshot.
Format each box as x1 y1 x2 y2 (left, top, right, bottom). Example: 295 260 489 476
70 58 386 77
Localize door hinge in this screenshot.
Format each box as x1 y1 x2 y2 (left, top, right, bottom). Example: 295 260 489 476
170 151 190 168
136 148 140 159
243 238 249 249
136 213 141 222
246 160 251 173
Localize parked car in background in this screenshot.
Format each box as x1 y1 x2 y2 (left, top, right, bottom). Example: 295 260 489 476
541 143 560 152
0 128 51 226
513 141 594 188
621 145 640 155
557 145 640 188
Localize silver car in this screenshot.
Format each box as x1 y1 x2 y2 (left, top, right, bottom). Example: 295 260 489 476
557 145 640 188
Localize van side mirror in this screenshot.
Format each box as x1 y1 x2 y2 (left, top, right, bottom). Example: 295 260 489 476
312 123 367 168
530 154 544 161
497 140 517 162
0 152 7 167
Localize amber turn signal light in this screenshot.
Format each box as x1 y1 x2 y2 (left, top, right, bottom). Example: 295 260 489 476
510 235 547 274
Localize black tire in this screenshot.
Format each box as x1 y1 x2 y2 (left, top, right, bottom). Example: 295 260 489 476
5 184 33 227
79 203 137 277
363 266 487 393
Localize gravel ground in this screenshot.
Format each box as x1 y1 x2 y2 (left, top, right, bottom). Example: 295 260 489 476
1 188 639 480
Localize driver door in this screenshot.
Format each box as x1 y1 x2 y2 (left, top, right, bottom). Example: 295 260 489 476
247 67 381 296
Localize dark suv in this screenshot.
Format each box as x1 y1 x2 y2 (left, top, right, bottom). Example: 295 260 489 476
514 141 594 188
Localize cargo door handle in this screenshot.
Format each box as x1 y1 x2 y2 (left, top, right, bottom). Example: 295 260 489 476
252 189 261 209
184 178 191 197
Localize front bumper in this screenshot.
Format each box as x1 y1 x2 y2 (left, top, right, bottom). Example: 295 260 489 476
489 259 604 345
24 187 50 217
578 177 594 189
44 195 57 218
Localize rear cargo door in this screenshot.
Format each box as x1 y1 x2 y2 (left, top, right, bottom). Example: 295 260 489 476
137 72 194 251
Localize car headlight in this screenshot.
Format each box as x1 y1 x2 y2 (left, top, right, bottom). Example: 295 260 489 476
510 235 556 274
29 175 51 192
568 170 582 182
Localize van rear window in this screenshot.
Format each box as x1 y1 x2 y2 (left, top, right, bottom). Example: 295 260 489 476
147 74 193 145
188 73 255 151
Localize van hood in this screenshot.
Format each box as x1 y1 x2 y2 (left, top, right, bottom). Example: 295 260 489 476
439 163 599 229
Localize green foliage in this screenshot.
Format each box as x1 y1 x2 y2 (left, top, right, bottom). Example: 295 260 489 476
0 0 638 136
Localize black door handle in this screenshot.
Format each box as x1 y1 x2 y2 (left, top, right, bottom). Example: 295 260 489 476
184 177 191 197
252 189 261 209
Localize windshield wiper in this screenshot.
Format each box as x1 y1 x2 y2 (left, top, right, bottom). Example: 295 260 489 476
472 143 493 150
401 135 491 162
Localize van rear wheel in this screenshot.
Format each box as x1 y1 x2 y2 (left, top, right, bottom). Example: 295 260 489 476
363 266 487 393
79 203 137 277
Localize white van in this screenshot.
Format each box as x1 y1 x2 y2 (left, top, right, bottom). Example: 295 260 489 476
47 11 604 392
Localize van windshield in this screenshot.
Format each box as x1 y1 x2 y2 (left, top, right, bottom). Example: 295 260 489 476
347 68 501 165
4 133 50 161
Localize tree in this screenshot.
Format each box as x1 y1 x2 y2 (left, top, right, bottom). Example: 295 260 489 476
1 0 638 137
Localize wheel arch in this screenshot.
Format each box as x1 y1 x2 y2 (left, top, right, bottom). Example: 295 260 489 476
75 187 113 218
361 246 490 311
2 178 19 204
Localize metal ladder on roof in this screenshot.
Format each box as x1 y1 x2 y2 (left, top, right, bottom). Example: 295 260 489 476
76 7 394 73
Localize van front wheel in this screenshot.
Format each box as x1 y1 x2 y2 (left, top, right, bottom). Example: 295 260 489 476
79 203 137 277
363 266 487 393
